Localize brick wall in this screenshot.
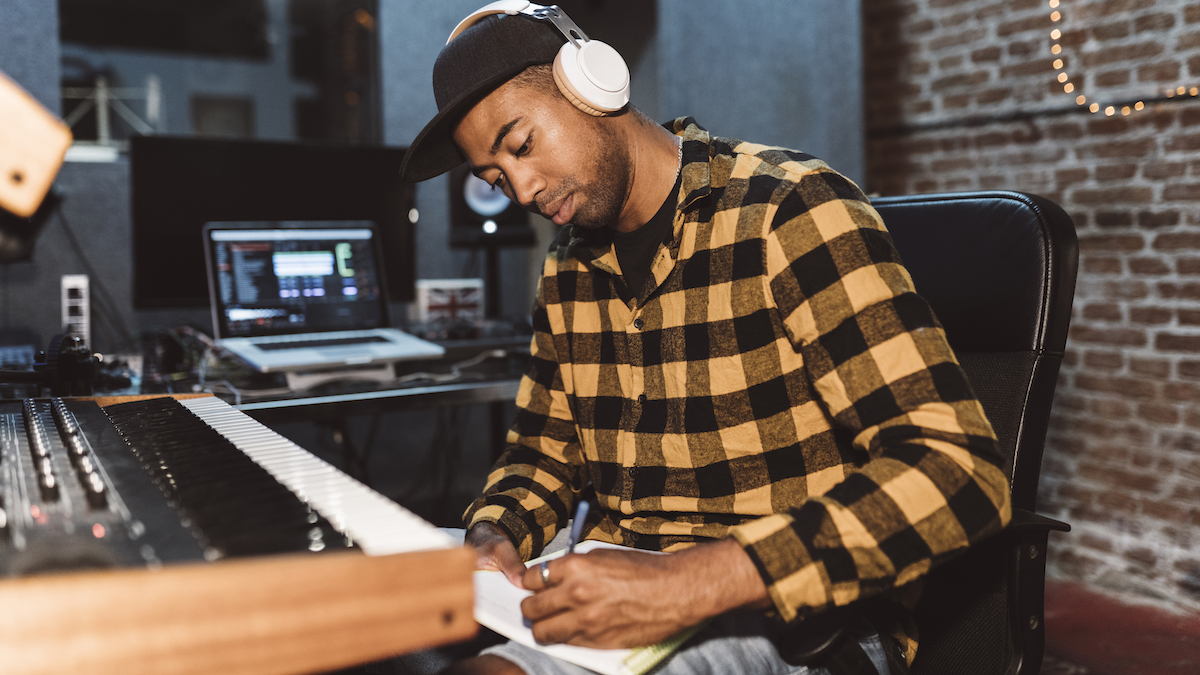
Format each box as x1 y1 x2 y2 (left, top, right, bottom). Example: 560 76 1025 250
863 0 1200 609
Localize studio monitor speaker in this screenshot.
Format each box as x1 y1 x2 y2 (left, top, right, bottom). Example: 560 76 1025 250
449 162 533 248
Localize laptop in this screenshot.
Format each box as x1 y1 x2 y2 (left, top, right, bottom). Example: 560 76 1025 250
202 221 444 373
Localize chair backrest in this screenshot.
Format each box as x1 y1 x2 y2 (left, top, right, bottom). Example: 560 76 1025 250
872 191 1078 675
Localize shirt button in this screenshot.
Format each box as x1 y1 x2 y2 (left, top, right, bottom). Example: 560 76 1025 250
633 318 644 330
638 394 647 405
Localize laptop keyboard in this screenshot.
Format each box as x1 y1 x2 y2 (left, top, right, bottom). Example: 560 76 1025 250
256 336 391 351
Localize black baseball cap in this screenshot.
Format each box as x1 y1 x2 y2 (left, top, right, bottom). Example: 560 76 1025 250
399 14 567 183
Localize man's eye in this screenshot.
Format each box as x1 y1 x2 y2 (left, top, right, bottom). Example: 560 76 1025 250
515 138 531 157
491 176 505 190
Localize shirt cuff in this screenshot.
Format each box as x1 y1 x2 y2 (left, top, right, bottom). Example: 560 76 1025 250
729 512 829 623
466 503 537 560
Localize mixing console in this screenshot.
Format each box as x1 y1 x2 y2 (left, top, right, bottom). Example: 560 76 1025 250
0 395 451 576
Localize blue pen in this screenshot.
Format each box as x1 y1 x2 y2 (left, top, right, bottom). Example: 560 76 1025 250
566 500 590 554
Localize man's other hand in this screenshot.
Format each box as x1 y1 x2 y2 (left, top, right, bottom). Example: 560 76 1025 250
518 537 770 649
465 522 527 587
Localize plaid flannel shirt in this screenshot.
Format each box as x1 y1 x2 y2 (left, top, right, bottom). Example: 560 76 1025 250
465 118 1011 656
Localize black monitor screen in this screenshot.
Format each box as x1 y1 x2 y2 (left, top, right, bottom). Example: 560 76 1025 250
206 225 386 338
131 135 414 308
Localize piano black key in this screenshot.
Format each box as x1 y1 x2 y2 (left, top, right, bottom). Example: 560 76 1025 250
104 398 339 557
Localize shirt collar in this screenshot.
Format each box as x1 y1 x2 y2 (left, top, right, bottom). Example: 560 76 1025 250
568 117 714 269
670 117 713 211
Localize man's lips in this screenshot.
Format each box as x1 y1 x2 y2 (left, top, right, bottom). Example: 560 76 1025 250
545 194 574 226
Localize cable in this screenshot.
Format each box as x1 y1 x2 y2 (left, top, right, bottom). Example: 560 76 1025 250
54 207 137 350
1 265 8 329
868 92 1196 138
394 348 507 385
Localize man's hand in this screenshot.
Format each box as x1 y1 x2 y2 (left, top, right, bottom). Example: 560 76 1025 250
518 537 771 649
465 522 527 587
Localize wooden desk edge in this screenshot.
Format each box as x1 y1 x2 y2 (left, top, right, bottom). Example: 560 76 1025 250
81 392 214 408
0 546 477 675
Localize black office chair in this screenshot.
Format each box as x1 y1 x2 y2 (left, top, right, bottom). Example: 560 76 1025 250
870 191 1078 675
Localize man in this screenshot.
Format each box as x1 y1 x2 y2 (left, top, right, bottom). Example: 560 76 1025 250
400 6 1011 675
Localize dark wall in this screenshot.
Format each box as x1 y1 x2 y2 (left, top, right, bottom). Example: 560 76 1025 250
0 0 62 113
2 0 865 352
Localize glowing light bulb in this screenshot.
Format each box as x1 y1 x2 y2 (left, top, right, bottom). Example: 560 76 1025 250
1135 101 1145 110
1105 106 1115 116
1051 29 1061 39
483 220 498 234
1049 0 1059 7
1178 86 1187 95
1076 95 1087 105
1051 11 1061 21
1089 103 1100 113
1064 83 1074 93
1051 44 1062 55
1054 59 1064 69
1121 106 1131 115
1058 73 1069 83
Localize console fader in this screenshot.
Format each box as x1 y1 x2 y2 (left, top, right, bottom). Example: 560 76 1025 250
0 398 207 575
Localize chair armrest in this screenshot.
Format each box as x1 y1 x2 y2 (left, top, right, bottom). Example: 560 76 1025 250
1003 509 1069 675
1007 508 1070 533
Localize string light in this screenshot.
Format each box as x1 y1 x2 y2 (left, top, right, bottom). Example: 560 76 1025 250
1046 0 1183 117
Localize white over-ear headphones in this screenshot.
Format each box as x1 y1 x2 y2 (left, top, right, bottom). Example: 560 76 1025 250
447 1 631 116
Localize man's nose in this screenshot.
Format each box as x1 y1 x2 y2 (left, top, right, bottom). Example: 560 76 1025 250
508 170 541 211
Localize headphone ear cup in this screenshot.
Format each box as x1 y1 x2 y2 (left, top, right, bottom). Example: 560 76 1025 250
551 40 630 116
553 52 606 117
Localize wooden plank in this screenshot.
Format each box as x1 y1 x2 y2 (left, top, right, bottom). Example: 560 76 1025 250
84 392 214 408
0 70 72 218
0 547 477 675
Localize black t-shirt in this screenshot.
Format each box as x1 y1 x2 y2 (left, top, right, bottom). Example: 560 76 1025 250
613 172 682 300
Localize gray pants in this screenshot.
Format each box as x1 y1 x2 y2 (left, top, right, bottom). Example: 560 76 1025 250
481 611 890 675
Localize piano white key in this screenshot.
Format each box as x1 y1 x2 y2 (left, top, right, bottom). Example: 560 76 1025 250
180 397 455 556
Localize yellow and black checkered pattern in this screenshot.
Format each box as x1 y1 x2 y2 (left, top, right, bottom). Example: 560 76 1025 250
466 119 1011 642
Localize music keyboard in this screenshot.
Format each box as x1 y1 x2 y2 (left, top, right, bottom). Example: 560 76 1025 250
0 395 453 574
178 396 452 556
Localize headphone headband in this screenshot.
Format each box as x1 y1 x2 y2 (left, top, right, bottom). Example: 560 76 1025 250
447 1 629 116
448 1 590 46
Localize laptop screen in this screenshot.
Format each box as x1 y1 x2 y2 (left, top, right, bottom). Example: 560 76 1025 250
204 222 389 339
